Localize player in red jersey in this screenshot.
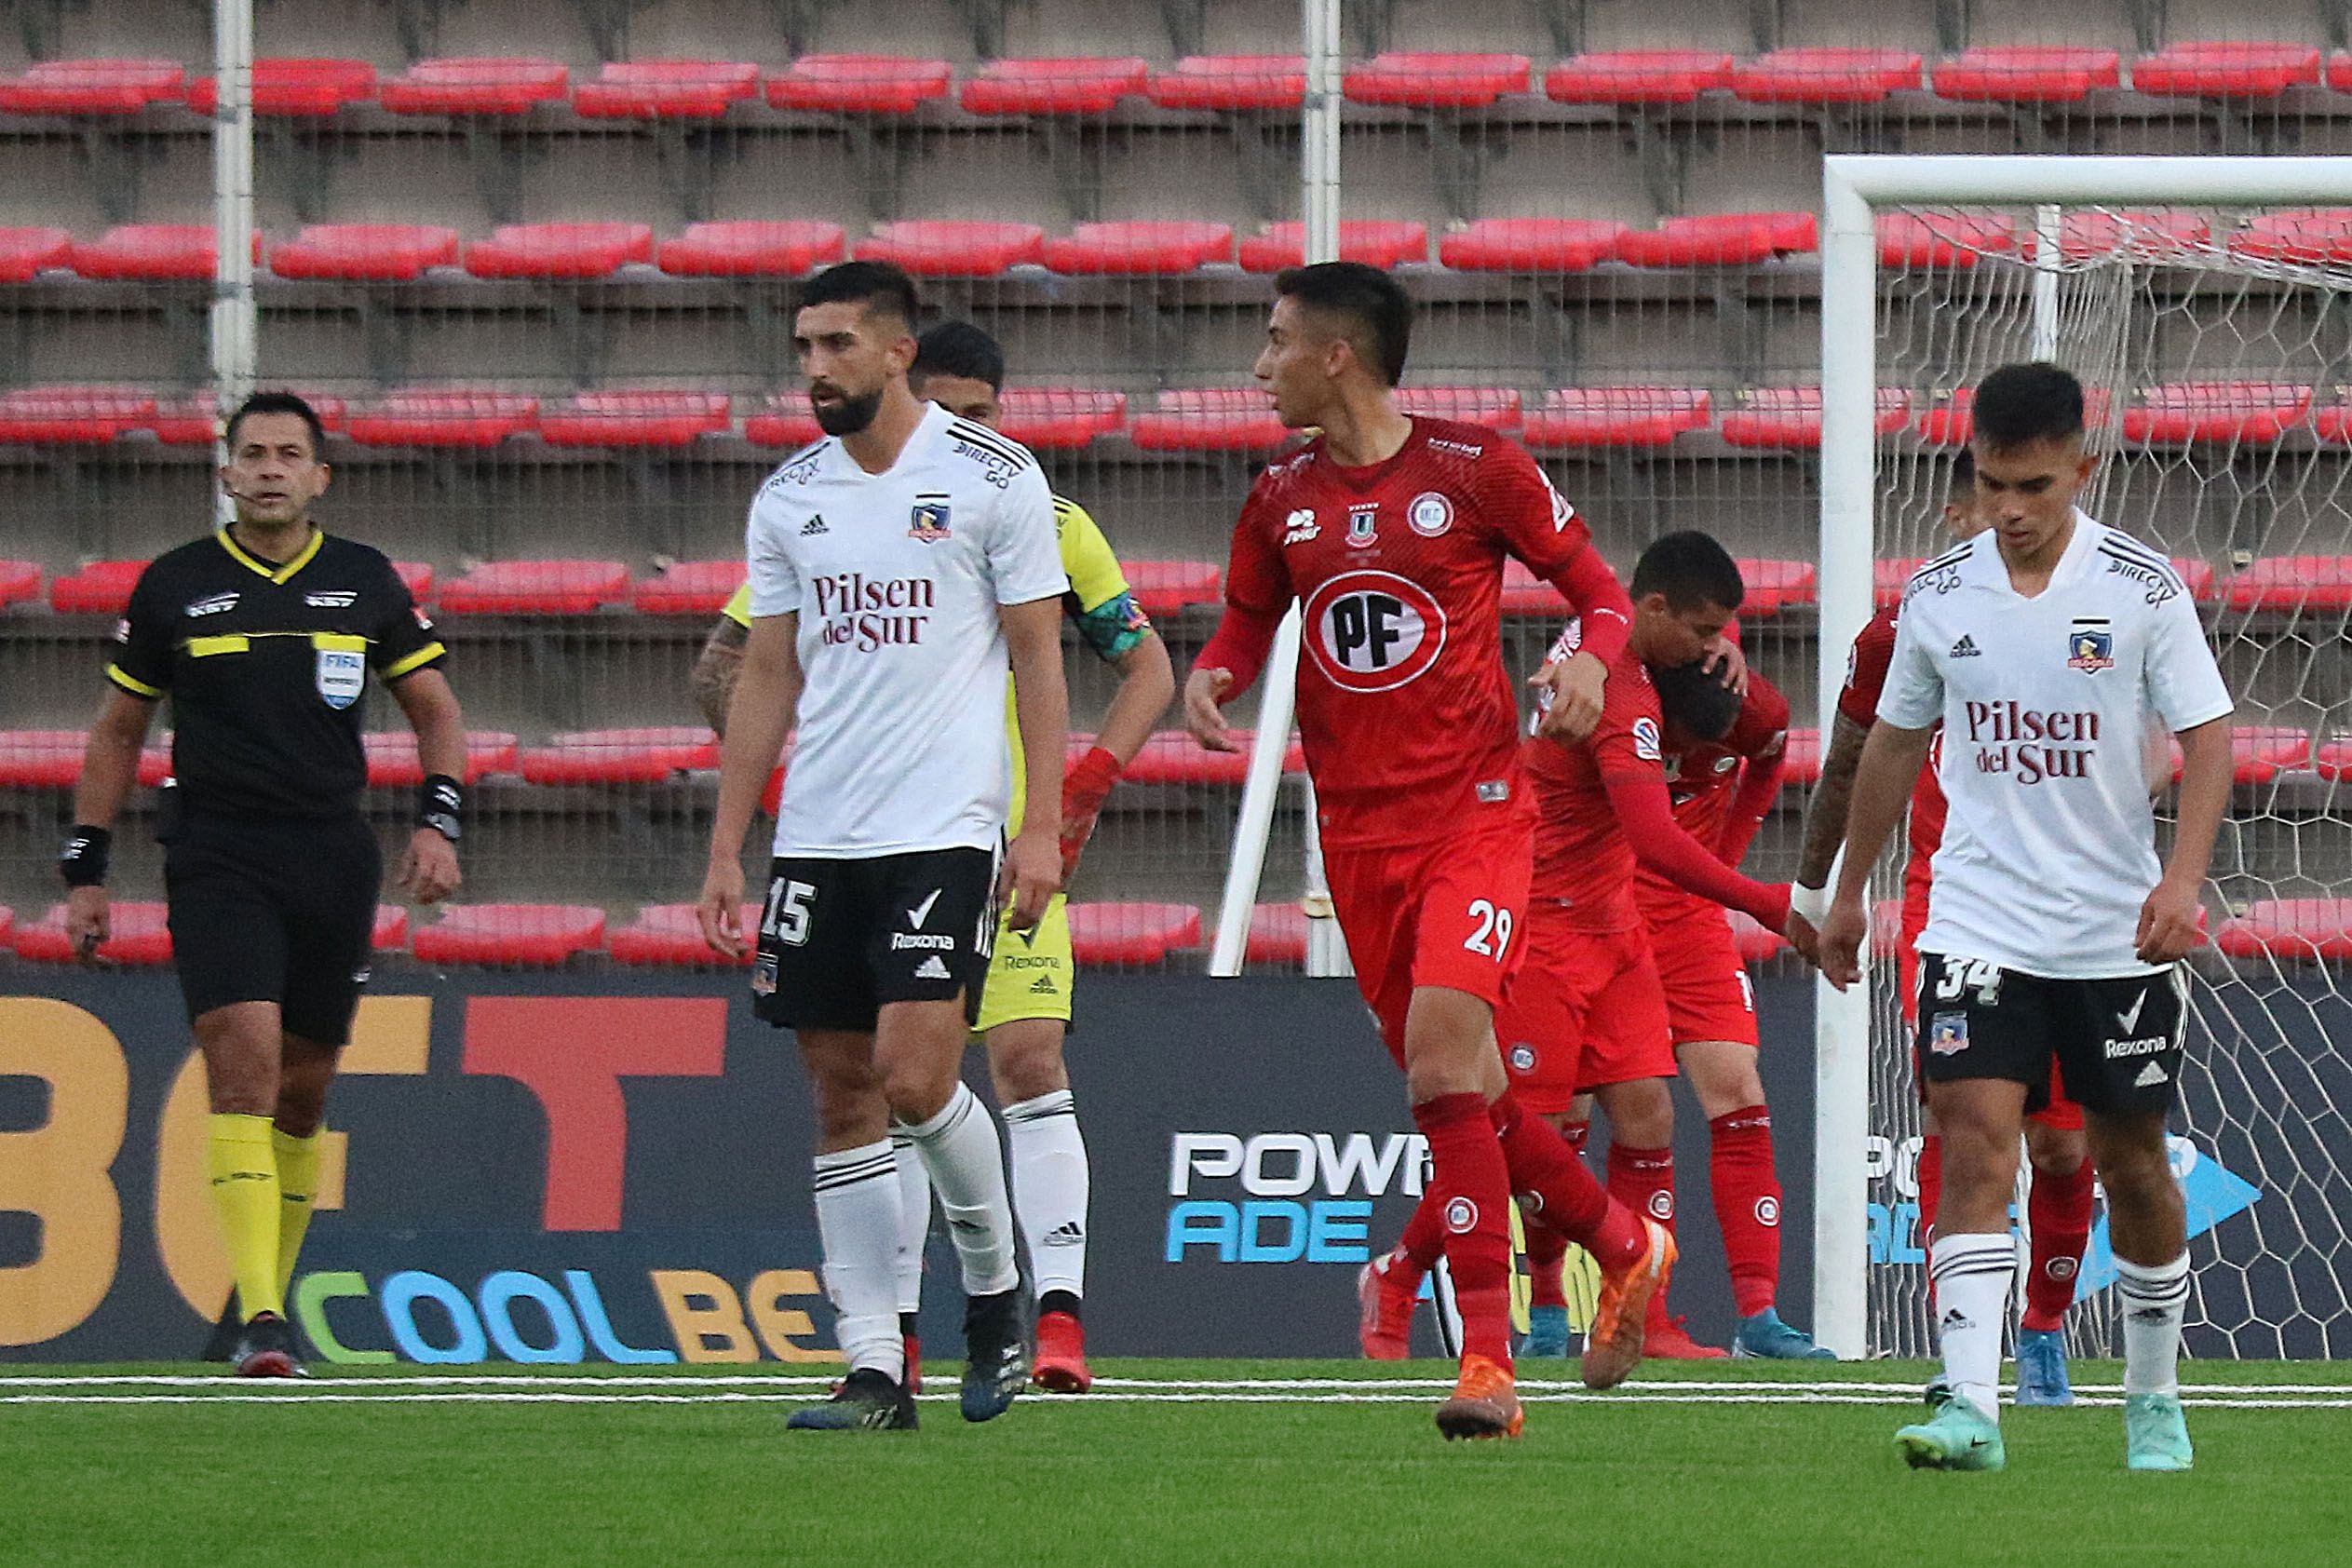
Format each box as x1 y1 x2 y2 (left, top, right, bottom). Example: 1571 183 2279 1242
1791 452 2092 1405
1185 263 1672 1438
1360 534 1820 1370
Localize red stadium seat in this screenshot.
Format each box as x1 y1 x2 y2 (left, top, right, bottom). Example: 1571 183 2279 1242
0 58 184 115
1782 727 1822 786
1728 911 1790 962
853 220 1045 276
0 226 71 280
136 739 171 786
2161 725 2310 785
1120 561 1223 616
2060 209 2210 259
373 905 410 951
1128 388 1289 452
2131 41 2320 98
1393 386 1521 430
1043 221 1233 275
1615 211 1816 266
0 386 155 443
1119 729 1303 787
270 223 459 281
1915 386 2114 445
2220 556 2352 612
0 907 11 950
13 900 170 964
1720 387 1908 449
1878 211 2021 267
1930 47 2120 102
1438 218 1627 272
362 730 518 786
1870 899 1906 959
2215 899 2352 963
1874 558 1922 609
145 391 222 445
657 220 845 277
2311 396 2352 443
1067 902 1201 965
997 387 1127 449
1730 48 1923 104
959 57 1148 115
1245 903 1308 966
1342 52 1531 108
1734 559 1818 615
393 561 434 602
1238 221 1427 271
742 395 823 449
463 223 654 279
538 390 728 447
186 59 376 116
71 224 241 280
764 54 952 114
379 57 569 115
2316 737 2352 780
439 561 629 614
610 902 760 966
0 559 39 605
346 390 538 448
1146 55 1304 112
0 731 91 787
2229 209 2352 264
412 904 607 966
1498 557 1562 614
2333 53 2352 93
49 559 145 613
2122 382 2310 445
571 60 759 118
631 559 745 615
1544 51 1735 105
1521 386 1710 448
520 727 720 784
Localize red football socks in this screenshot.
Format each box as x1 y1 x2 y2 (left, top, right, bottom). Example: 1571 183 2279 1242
2022 1158 2095 1333
1524 1217 1570 1309
1411 1092 1515 1369
1709 1106 1782 1318
1489 1095 1644 1271
1606 1142 1676 1330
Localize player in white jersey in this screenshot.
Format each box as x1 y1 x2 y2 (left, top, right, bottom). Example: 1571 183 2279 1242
1821 363 2235 1474
697 262 1071 1432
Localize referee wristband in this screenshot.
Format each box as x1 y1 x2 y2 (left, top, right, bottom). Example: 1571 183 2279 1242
418 775 465 843
60 826 112 888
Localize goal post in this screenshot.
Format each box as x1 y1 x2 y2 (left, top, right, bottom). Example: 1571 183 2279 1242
1817 155 2352 1359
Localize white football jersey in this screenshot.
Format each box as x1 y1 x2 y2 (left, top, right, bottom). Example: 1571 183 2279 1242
1879 510 2233 979
745 400 1067 858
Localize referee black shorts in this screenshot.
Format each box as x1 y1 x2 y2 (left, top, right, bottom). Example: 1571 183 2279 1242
163 810 383 1046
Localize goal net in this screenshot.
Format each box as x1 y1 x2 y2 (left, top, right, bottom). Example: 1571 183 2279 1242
1829 160 2352 1360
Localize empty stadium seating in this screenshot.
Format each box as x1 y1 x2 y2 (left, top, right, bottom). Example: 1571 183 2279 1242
13 900 171 965
412 904 607 965
377 58 568 115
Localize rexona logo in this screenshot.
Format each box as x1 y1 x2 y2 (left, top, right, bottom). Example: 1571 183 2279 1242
1165 1131 1426 1264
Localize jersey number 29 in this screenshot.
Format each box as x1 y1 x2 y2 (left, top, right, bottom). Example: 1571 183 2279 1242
1464 899 1514 958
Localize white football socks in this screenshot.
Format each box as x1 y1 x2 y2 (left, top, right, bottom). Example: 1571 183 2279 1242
1004 1089 1089 1304
899 1083 1020 1298
810 1141 904 1381
889 1132 932 1318
1929 1233 2016 1421
2115 1251 2191 1398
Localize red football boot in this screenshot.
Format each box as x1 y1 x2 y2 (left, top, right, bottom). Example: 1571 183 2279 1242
1032 1310 1091 1393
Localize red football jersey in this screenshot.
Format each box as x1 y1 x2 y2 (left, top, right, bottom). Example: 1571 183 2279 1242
1635 672 1791 920
1215 417 1610 849
1524 638 1659 932
1839 608 1947 912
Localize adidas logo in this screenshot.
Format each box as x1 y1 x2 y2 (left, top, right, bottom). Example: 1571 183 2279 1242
1949 635 1981 658
1940 1306 1973 1332
914 955 951 980
2134 1060 2170 1088
800 514 829 535
1041 1221 1085 1246
1028 976 1058 994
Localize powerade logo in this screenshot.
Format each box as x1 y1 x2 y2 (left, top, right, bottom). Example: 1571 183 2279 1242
1164 1131 1425 1264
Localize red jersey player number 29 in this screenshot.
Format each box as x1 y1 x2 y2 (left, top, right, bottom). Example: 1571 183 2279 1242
1304 570 1448 692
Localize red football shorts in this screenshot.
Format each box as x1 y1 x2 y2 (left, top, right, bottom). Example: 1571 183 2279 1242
1323 811 1532 1066
1494 909 1675 1113
1642 900 1760 1048
1900 895 2083 1130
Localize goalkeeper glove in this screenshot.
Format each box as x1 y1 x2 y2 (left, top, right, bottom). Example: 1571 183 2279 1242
1058 746 1123 884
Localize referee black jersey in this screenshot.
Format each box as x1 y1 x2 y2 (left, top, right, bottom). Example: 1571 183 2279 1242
106 529 446 819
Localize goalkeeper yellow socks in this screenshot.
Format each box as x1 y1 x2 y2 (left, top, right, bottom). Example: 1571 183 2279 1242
273 1126 323 1299
205 1113 284 1321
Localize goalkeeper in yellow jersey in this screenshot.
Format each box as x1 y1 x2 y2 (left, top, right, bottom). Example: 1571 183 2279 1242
694 321 1174 1392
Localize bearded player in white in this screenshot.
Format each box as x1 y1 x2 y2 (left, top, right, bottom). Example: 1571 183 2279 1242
1821 362 2234 1474
699 261 1069 1432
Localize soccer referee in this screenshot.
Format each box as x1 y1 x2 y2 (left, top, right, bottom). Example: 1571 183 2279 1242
63 391 467 1378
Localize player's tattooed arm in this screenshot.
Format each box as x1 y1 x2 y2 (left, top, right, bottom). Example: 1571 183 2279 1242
691 615 750 737
1795 711 1872 903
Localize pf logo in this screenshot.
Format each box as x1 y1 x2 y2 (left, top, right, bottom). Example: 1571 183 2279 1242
1303 570 1447 693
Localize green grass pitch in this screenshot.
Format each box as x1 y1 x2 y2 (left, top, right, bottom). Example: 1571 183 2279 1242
5 1358 2349 1566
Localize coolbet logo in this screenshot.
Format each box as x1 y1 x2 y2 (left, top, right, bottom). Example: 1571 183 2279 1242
813 571 934 650
1303 571 1446 693
1965 698 2101 785
1164 1131 1426 1264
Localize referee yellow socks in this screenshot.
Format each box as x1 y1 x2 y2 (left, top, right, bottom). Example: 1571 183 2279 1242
205 1113 284 1321
273 1126 323 1299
